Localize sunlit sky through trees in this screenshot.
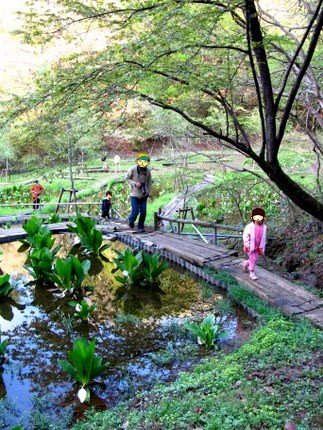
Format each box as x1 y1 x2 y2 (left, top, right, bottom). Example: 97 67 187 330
0 0 106 93
0 0 290 94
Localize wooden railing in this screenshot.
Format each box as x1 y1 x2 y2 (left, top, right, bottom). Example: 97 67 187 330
154 212 243 245
0 202 100 208
0 202 125 224
0 201 101 214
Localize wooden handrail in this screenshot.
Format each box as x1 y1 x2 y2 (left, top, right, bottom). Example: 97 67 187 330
155 214 243 232
0 202 102 207
0 203 125 224
154 212 243 245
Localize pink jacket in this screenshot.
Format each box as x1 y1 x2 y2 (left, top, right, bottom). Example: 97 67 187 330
243 222 267 253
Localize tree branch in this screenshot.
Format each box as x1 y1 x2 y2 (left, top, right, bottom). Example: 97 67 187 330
277 1 323 145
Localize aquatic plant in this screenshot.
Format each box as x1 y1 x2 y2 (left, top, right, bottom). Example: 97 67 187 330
43 212 61 224
142 252 168 285
151 341 199 366
0 274 14 298
55 310 75 334
0 332 8 364
113 249 168 287
68 213 97 236
114 313 142 325
24 247 56 283
21 216 43 237
49 255 93 294
21 216 60 252
67 213 110 256
59 337 108 402
80 228 110 256
185 314 228 348
112 248 144 287
69 299 97 321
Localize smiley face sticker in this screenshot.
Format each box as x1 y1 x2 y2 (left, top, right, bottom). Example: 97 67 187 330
252 214 264 222
251 208 265 222
137 153 150 168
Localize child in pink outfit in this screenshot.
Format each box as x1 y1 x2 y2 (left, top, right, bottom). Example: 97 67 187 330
242 208 267 280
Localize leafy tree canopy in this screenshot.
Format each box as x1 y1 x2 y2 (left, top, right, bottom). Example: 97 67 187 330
2 0 323 220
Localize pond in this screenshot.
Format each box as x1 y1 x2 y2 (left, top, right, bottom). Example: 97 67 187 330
0 235 256 429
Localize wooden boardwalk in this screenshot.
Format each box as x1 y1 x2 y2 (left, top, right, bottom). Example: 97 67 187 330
0 221 322 329
114 230 323 329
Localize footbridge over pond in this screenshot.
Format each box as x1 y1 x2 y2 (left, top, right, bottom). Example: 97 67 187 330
114 229 323 329
0 220 322 329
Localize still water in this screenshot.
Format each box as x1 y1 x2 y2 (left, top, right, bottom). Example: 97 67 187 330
0 235 256 429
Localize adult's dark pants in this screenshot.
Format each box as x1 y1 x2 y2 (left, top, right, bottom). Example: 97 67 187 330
33 198 40 210
129 196 148 230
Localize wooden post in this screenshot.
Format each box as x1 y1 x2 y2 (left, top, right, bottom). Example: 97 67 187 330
56 188 78 214
176 207 195 232
69 188 78 213
154 208 164 231
55 188 64 213
154 212 159 231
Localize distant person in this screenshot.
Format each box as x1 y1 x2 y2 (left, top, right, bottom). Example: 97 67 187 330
114 154 121 172
101 155 108 171
30 180 44 210
242 207 267 280
125 153 152 233
101 191 113 220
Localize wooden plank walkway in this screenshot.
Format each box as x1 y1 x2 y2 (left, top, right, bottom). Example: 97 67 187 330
114 230 323 329
0 222 73 243
0 222 322 329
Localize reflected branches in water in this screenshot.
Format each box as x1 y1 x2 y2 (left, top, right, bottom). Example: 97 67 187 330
0 237 256 429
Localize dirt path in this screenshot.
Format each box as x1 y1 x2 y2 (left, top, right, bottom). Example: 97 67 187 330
161 174 215 218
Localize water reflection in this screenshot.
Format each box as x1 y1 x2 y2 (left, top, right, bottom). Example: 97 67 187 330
0 237 256 428
114 284 164 314
0 298 25 322
0 371 6 398
32 284 68 314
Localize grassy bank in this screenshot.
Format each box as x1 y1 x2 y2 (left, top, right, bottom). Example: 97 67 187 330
71 288 322 430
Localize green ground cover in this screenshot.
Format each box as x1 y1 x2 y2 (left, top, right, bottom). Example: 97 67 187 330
70 288 322 430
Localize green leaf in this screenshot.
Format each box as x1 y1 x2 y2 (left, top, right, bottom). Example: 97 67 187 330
186 314 228 348
59 337 108 386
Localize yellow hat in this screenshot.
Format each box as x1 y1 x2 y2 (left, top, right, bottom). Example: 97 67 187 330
137 153 150 161
137 153 150 168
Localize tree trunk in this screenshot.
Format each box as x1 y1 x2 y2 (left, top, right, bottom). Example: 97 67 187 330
260 160 323 221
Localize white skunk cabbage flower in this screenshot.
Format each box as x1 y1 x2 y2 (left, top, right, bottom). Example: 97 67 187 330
122 270 129 277
53 291 66 298
77 387 88 403
75 303 82 312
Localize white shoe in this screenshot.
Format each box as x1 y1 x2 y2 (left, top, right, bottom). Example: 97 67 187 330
249 272 258 281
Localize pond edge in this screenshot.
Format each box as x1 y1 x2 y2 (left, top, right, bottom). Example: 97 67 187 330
114 233 261 320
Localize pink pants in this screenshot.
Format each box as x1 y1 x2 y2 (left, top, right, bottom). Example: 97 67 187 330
246 250 260 271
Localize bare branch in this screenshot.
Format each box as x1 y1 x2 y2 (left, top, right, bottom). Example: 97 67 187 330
277 1 323 145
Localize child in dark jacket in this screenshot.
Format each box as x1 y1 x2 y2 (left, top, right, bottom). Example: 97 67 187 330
101 191 112 220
